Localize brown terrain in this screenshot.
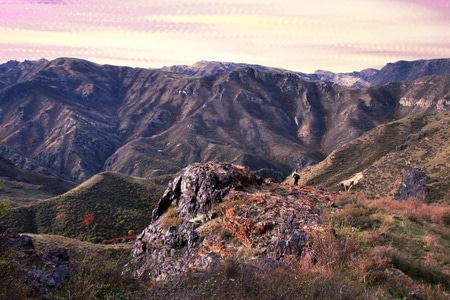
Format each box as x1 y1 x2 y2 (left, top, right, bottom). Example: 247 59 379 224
0 57 449 185
0 57 449 299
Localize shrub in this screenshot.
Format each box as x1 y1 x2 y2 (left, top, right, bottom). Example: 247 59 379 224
0 245 30 299
81 213 95 226
159 206 182 229
309 230 359 268
49 252 143 300
0 200 8 218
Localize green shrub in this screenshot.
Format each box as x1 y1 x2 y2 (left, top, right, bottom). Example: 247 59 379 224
0 200 8 218
0 236 31 299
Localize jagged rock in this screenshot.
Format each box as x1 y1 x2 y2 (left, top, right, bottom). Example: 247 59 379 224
394 167 428 201
152 162 257 222
0 228 70 297
129 161 332 281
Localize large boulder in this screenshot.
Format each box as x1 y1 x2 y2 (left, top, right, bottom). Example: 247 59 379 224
394 167 428 201
128 161 332 281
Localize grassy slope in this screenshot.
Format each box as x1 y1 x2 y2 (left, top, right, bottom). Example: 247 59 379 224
299 111 450 203
2 181 449 299
0 171 168 242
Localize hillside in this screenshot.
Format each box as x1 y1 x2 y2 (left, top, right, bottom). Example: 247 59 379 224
0 57 448 185
1 161 449 299
299 111 450 203
0 156 76 207
0 172 168 242
120 162 450 298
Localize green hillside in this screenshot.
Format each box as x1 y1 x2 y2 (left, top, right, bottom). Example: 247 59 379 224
0 172 168 242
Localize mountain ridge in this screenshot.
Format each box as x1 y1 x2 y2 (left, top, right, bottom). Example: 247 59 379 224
0 57 448 186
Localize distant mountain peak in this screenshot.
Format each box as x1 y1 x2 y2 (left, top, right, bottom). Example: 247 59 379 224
160 60 283 77
370 57 450 86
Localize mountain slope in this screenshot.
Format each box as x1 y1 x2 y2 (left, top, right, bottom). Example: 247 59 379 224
4 162 449 298
299 111 450 203
0 156 76 207
370 58 450 86
0 57 449 185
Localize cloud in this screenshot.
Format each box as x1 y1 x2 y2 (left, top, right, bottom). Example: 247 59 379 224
26 0 68 4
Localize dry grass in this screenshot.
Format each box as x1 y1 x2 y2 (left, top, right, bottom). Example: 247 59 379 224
159 206 182 229
423 234 440 248
3 187 449 299
144 196 450 299
301 111 450 204
307 230 359 268
361 196 450 224
311 192 450 298
146 227 449 299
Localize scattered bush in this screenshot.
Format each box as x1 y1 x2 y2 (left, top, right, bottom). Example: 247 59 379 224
48 251 143 300
0 245 30 300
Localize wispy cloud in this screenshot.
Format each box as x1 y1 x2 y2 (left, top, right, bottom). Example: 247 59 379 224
24 0 69 4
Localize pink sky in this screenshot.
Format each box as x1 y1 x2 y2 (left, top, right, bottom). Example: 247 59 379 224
1 0 449 72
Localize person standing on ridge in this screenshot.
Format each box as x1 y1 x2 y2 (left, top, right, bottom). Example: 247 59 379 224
292 169 300 186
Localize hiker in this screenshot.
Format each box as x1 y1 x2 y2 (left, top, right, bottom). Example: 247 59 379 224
292 170 300 186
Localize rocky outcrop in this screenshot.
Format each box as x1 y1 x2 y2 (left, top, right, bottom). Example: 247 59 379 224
129 161 333 281
0 227 70 298
394 167 428 201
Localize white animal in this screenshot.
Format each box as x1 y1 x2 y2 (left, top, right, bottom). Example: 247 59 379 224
340 172 363 191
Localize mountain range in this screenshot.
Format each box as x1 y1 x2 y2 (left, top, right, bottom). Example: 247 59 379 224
0 57 449 191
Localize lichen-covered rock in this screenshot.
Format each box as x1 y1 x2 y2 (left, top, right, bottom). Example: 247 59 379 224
0 227 70 297
129 161 332 281
394 167 428 201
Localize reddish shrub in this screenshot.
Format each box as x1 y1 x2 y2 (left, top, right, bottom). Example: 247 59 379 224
81 213 95 226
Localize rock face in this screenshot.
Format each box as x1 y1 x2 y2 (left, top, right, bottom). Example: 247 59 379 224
0 227 70 298
129 161 332 281
394 167 429 201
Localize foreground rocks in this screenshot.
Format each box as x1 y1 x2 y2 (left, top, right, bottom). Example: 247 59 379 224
129 161 334 281
0 227 70 298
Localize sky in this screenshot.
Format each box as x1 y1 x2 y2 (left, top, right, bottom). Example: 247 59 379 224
1 0 449 73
